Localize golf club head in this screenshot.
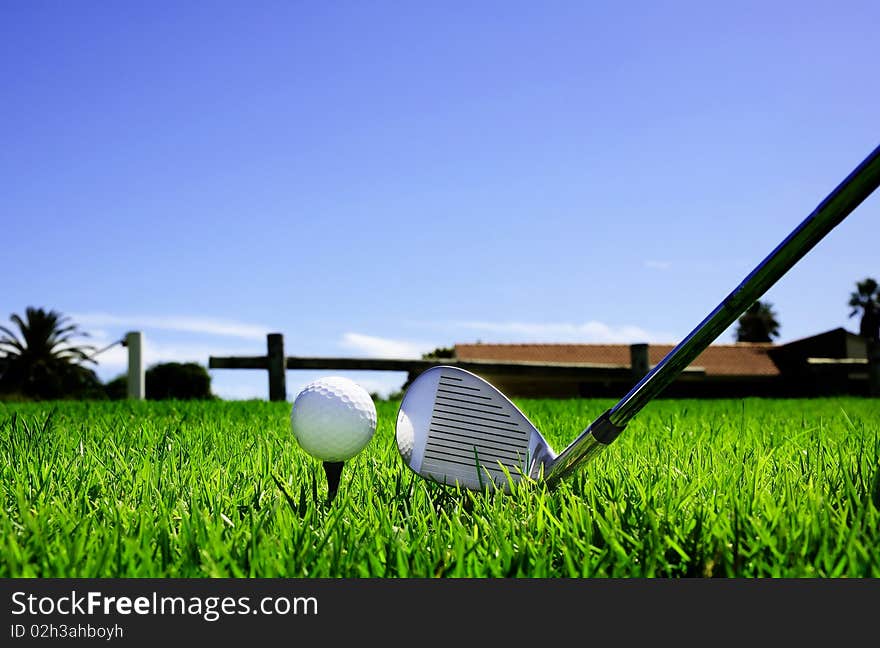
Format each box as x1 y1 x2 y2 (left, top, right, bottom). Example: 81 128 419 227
395 366 557 491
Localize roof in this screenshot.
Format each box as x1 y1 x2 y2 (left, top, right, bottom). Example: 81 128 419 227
775 327 860 348
453 342 780 376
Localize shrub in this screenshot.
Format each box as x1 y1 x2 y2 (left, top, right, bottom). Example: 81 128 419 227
146 362 214 400
104 375 128 400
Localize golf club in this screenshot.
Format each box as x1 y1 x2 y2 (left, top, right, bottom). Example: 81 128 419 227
395 142 880 491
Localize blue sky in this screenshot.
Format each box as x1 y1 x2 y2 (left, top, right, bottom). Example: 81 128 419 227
3 1 878 399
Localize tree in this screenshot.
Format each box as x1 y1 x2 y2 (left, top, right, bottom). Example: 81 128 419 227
735 300 780 343
0 307 103 399
848 277 880 341
422 345 455 360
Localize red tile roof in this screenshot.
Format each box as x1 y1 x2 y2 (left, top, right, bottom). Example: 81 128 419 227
454 342 779 376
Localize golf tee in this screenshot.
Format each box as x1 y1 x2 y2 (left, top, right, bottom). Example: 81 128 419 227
322 461 344 504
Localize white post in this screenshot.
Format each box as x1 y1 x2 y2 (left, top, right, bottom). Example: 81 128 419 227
125 331 145 400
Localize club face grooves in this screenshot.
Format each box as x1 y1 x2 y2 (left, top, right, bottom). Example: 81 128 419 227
398 367 545 491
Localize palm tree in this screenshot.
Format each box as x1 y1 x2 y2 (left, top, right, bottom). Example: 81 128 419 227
848 277 880 341
0 307 101 399
735 300 781 343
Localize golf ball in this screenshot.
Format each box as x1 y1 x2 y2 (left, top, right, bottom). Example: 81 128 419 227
291 376 377 462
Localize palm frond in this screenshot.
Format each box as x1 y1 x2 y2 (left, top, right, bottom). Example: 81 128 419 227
0 340 25 354
57 348 98 364
8 314 26 335
0 324 22 340
0 324 25 357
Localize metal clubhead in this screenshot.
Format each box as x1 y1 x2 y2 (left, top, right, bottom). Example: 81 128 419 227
395 366 557 491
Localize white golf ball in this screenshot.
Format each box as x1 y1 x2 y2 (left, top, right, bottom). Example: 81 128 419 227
291 376 377 462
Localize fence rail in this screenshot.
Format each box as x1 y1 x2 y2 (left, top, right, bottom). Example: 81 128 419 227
208 333 704 401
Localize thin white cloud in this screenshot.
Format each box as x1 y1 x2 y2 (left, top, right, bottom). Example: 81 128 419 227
71 312 270 340
71 329 261 380
453 320 674 344
644 260 671 270
288 372 407 400
339 332 430 359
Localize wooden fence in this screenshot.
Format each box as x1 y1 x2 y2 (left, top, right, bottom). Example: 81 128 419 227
207 333 671 401
209 333 879 401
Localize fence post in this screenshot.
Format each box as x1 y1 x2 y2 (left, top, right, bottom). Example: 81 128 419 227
125 331 145 400
630 343 649 382
267 333 287 401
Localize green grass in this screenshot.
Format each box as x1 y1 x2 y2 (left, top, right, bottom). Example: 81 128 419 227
1 397 878 577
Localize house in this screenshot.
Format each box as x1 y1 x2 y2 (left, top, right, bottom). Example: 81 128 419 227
446 328 872 398
766 327 871 396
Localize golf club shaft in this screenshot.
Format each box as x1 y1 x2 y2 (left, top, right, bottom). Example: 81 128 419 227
549 143 880 482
